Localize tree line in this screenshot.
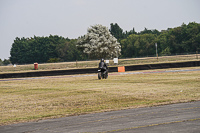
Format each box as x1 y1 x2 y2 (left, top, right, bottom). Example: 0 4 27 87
110 22 200 57
10 35 84 64
7 22 200 64
0 59 10 66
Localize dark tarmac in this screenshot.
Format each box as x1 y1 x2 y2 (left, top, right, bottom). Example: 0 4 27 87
1 60 200 79
1 101 200 133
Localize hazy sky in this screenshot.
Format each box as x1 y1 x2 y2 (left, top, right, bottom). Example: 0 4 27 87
0 0 200 59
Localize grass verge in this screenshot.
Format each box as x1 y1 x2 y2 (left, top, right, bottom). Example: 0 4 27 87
0 67 200 125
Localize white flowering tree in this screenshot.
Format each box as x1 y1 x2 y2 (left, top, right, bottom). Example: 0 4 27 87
77 24 121 59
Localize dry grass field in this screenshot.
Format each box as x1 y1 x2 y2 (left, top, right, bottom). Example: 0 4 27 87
0 67 200 125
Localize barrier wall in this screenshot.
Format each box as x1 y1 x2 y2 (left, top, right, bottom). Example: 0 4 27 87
0 61 199 79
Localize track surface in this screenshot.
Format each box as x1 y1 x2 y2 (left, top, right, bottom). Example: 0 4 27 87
1 60 200 79
1 101 200 133
1 68 200 81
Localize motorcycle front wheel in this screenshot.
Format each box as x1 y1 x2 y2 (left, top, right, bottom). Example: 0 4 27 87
98 72 102 79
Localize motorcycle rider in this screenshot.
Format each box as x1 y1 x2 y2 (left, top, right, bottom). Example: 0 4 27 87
98 58 108 74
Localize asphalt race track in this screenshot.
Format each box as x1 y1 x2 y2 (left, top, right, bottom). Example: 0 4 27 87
1 61 200 79
1 101 200 133
1 68 200 82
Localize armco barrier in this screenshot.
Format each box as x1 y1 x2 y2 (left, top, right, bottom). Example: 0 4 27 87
125 61 200 71
0 61 199 79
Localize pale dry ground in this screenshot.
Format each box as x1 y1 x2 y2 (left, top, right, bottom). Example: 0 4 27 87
0 67 200 125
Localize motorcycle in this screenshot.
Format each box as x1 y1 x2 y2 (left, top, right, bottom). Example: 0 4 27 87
98 68 108 79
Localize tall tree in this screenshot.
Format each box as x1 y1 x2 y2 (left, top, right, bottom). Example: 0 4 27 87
0 59 3 66
120 34 157 57
109 23 123 40
77 24 121 59
56 39 83 61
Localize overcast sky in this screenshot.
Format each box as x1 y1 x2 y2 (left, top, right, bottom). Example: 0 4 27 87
0 0 200 59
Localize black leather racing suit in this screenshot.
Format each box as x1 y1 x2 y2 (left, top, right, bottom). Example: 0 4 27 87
99 61 108 74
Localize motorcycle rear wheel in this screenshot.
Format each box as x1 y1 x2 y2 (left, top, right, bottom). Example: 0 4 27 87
105 73 108 79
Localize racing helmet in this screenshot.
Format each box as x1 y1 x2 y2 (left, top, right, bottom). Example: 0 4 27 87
101 58 104 62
